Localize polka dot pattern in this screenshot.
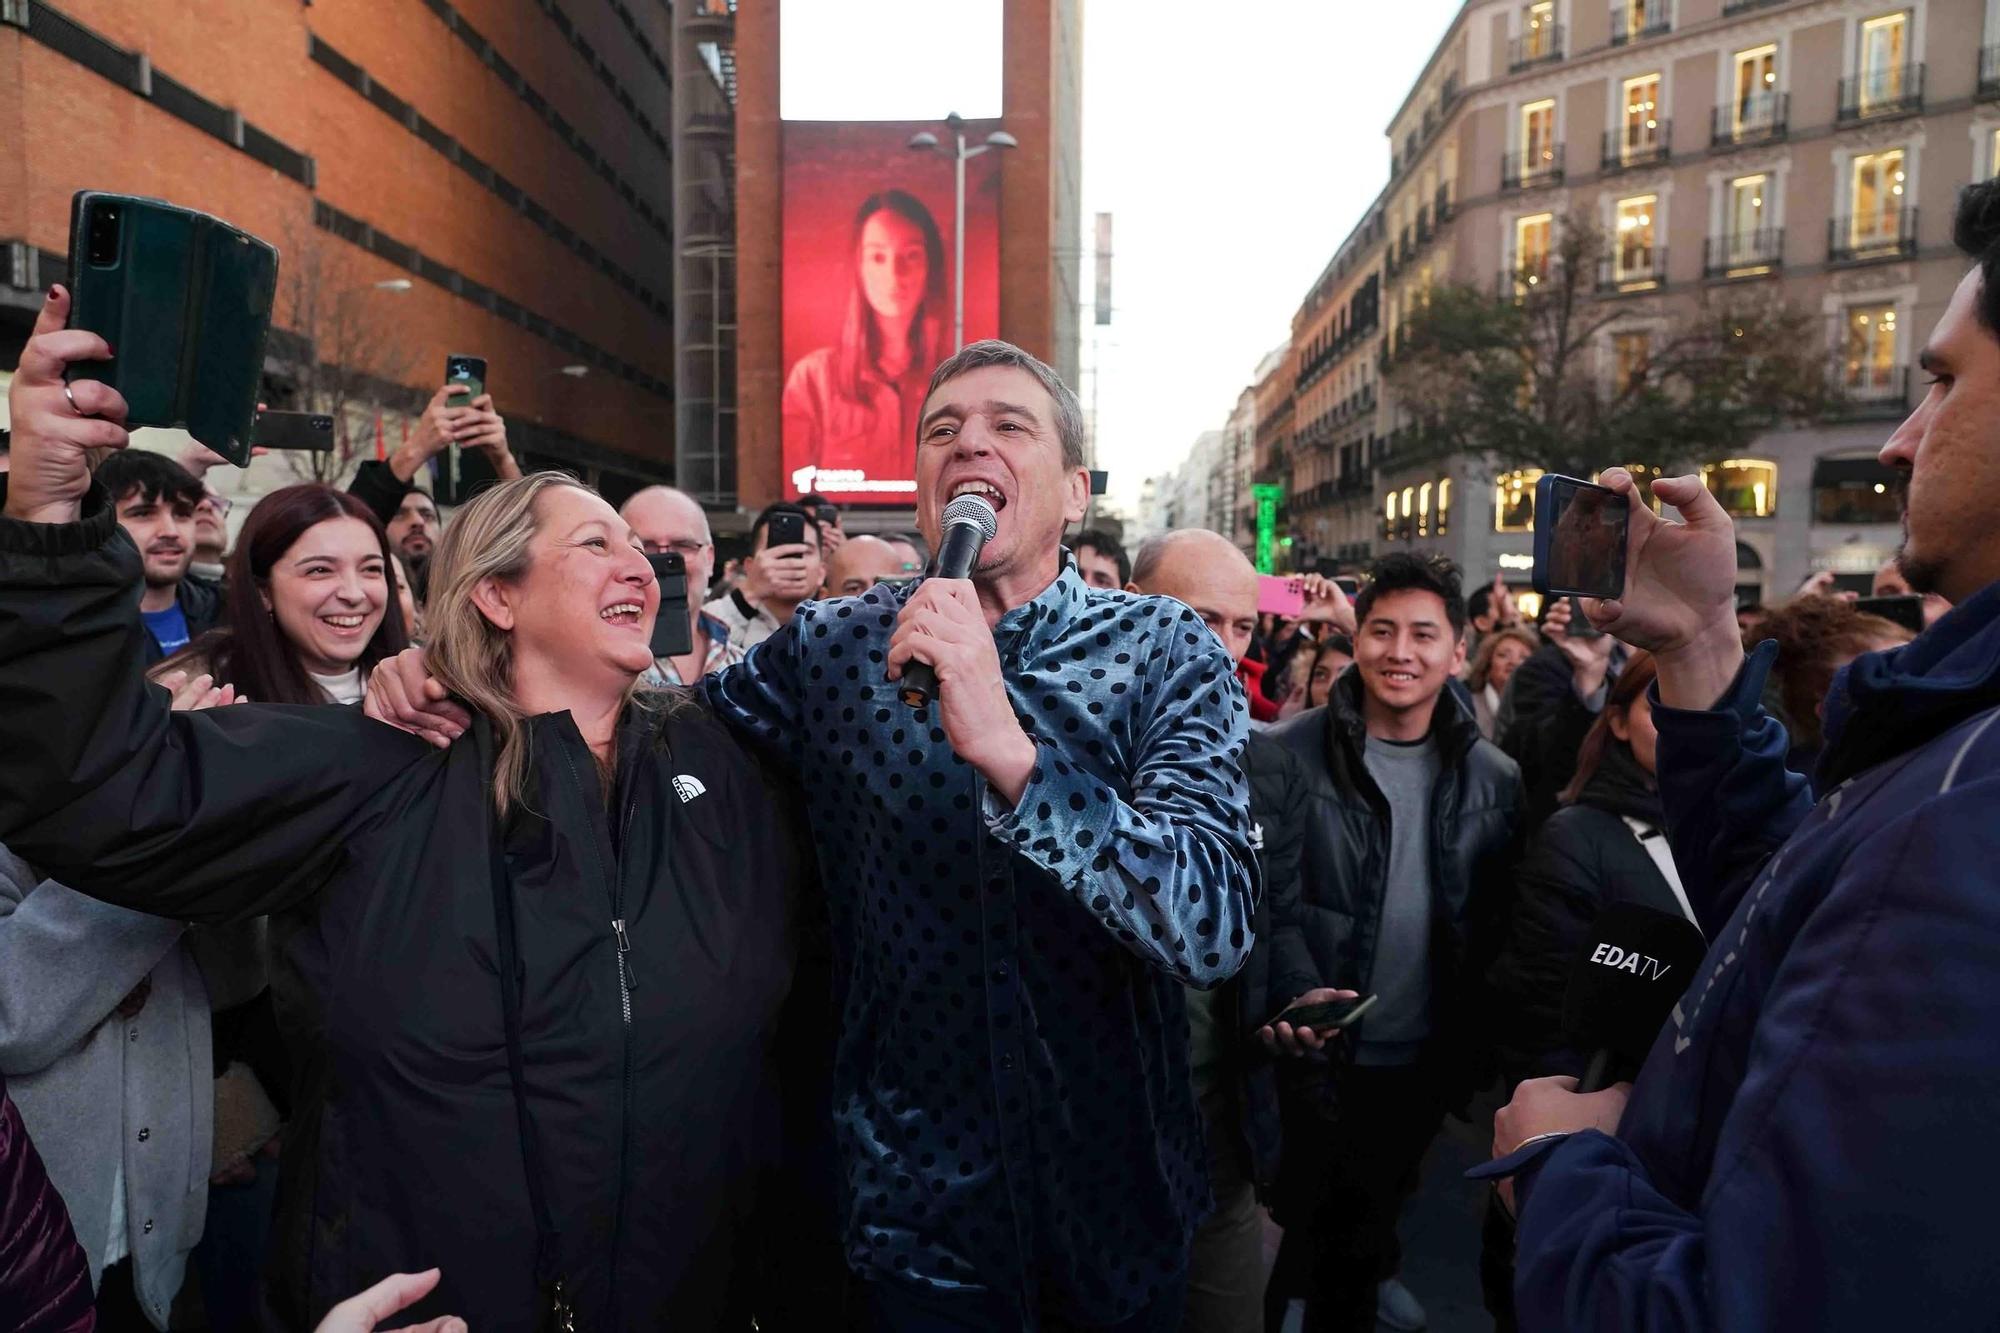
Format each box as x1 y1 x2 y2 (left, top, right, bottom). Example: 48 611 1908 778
705 563 1259 1321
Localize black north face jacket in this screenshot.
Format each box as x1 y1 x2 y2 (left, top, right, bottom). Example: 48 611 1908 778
0 485 810 1331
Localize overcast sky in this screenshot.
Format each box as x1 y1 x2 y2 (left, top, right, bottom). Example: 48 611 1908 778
782 0 1464 512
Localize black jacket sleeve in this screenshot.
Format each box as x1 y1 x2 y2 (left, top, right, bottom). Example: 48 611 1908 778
347 459 415 527
1252 738 1319 1024
0 488 435 924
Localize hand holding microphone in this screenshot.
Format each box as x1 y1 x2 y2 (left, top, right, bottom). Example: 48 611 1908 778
885 495 1036 803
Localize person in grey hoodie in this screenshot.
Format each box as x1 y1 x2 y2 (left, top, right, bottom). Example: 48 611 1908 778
0 668 239 1331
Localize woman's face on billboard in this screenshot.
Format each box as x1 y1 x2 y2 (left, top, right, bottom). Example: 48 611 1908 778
858 209 929 325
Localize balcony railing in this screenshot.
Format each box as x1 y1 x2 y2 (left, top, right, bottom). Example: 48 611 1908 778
1497 263 1555 299
1839 64 1925 122
1602 121 1672 171
1710 92 1788 149
1835 364 1910 419
1599 246 1669 293
1703 227 1783 279
1609 1 1671 45
1501 144 1565 191
1509 24 1565 72
1434 183 1454 223
1722 0 1787 12
1416 205 1433 243
1982 45 2000 101
1829 208 1918 264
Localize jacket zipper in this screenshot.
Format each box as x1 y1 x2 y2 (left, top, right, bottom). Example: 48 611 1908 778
555 741 640 1322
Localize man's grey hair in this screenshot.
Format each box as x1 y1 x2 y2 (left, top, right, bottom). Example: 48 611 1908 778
922 339 1087 471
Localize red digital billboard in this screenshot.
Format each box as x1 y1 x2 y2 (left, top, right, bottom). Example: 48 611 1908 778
781 120 1001 504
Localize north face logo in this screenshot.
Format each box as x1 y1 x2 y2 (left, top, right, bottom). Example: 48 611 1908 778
672 775 707 804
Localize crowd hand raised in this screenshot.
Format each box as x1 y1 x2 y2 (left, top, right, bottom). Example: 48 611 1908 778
363 647 470 748
157 669 246 711
1296 574 1357 636
1543 596 1615 697
389 386 472 483
460 393 520 479
177 438 268 479
884 578 1037 803
1490 570 1520 625
313 1269 465 1333
3 286 131 525
743 543 819 605
1257 987 1361 1056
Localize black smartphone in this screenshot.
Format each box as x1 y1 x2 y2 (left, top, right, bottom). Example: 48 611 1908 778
1854 594 1926 635
1533 474 1629 600
812 503 840 529
252 409 334 451
765 510 807 551
646 552 694 660
1266 993 1378 1032
1333 575 1361 599
66 191 279 465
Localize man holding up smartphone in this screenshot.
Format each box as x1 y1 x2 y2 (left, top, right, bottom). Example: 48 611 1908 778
704 502 824 650
346 382 519 535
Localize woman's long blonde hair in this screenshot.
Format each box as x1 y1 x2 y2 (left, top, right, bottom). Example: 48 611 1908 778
425 472 639 816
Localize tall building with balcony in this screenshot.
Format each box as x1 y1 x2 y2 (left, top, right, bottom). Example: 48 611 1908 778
1257 0 1991 602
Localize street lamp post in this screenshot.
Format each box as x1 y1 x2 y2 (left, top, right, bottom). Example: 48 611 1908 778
907 112 1017 351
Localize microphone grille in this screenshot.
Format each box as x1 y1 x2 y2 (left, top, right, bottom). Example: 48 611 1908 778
940 494 999 541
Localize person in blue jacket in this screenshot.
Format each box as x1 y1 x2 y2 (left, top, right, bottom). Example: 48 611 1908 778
1476 178 2000 1328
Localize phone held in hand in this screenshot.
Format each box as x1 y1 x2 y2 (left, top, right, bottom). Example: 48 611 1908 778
65 191 279 466
765 510 807 552
1853 594 1926 635
441 355 488 503
1267 993 1379 1032
1257 574 1306 617
646 552 694 660
1532 474 1629 601
252 410 335 452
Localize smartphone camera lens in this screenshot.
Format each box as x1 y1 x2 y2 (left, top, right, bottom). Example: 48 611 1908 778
87 205 122 267
312 416 333 431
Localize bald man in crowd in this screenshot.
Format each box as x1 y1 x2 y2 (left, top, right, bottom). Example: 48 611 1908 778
1130 530 1341 1333
619 485 745 686
823 534 911 598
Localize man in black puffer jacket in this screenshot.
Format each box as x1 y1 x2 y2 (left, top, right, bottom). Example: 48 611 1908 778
1265 553 1524 1333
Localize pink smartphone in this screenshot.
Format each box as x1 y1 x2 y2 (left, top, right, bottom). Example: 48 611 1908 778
1257 575 1305 617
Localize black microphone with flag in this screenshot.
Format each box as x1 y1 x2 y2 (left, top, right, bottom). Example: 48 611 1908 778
899 494 1000 710
1561 901 1707 1093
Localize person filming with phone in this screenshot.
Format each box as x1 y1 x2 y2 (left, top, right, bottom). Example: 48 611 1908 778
705 501 825 649
1481 180 2000 1330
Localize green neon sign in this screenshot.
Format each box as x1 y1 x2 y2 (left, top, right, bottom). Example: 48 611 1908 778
1252 484 1283 574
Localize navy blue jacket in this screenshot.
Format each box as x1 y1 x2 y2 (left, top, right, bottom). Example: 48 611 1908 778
1500 583 2000 1329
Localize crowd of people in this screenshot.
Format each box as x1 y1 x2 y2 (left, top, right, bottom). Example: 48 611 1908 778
3 181 2000 1333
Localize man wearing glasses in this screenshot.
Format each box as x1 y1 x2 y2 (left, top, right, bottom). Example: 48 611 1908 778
619 485 744 686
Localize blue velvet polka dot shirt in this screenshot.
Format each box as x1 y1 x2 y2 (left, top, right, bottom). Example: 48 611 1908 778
703 560 1259 1321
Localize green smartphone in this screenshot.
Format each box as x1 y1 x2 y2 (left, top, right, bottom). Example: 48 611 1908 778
441 354 488 502
65 191 279 466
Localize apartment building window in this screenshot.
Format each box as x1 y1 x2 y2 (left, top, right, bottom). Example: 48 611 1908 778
1615 195 1659 283
1418 482 1434 537
1523 99 1557 174
1617 0 1666 42
1495 468 1544 531
1844 305 1901 396
1402 485 1418 540
1613 331 1651 390
1859 12 1910 112
1813 455 1902 524
1384 491 1398 541
1704 459 1778 517
1849 149 1908 250
1734 45 1780 133
1438 478 1452 534
1516 212 1554 289
1622 74 1663 162
1523 1 1558 60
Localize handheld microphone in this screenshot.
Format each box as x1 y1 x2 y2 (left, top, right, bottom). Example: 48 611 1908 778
899 494 1000 710
1560 901 1707 1093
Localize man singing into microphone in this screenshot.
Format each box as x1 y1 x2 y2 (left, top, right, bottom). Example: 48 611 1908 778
367 340 1258 1330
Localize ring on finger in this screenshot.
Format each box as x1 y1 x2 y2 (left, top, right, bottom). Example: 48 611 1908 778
64 383 89 417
